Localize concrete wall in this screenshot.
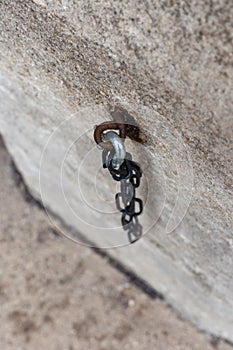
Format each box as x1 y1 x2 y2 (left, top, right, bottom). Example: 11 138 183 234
0 0 232 341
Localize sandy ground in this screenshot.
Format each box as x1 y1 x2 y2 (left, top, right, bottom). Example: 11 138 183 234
0 135 232 350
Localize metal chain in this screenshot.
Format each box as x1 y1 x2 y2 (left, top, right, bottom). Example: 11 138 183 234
102 146 143 244
94 113 143 244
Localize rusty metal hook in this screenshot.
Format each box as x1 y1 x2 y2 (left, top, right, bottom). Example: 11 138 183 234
93 110 126 150
94 122 126 150
94 107 143 151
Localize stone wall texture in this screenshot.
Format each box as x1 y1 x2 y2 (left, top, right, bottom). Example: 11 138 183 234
0 0 232 342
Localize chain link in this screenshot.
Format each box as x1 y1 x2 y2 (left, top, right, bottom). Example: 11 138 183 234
102 148 143 243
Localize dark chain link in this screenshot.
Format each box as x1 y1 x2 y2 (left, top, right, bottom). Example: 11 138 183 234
102 149 143 243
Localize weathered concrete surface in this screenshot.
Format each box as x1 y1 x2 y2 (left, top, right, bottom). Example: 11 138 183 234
0 0 232 341
1 137 233 350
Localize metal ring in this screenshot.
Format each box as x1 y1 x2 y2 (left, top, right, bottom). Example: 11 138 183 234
104 131 126 169
93 121 126 150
